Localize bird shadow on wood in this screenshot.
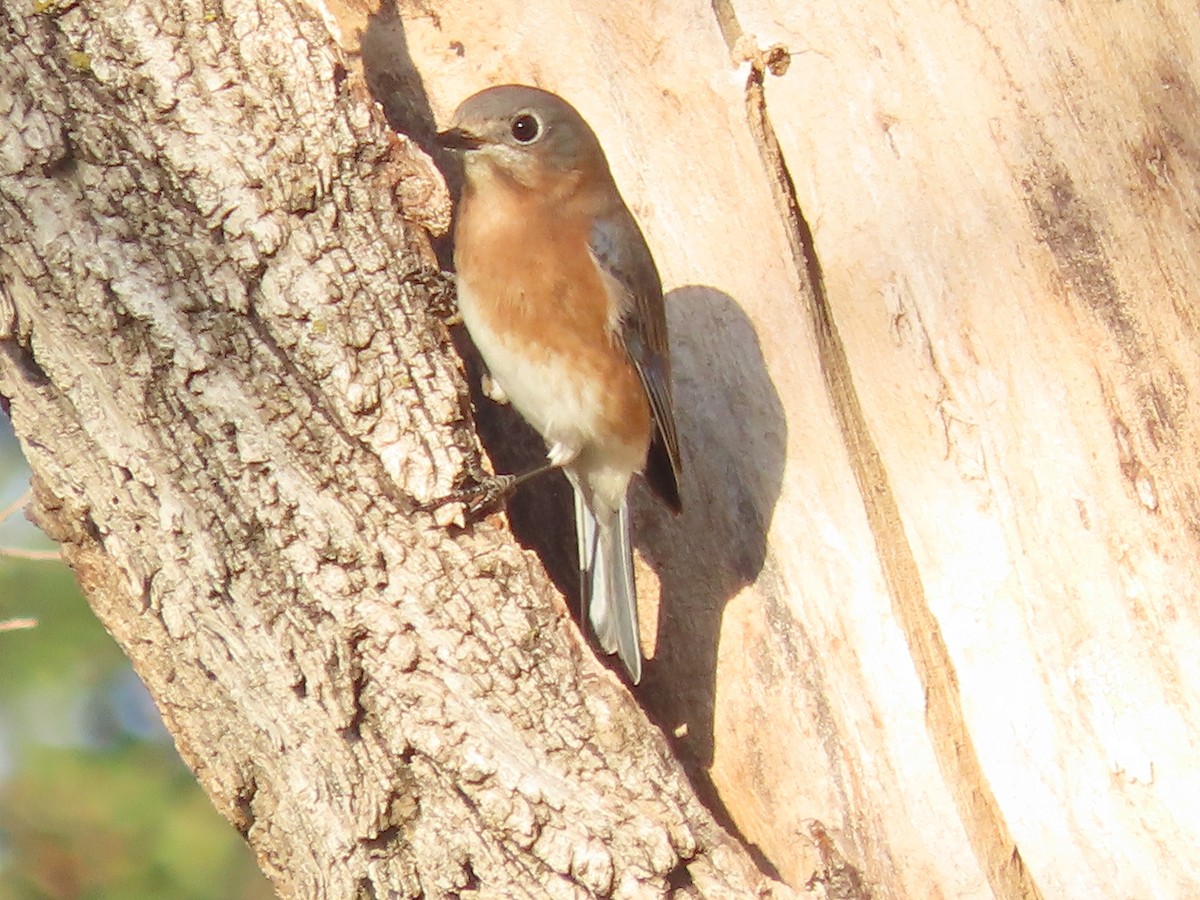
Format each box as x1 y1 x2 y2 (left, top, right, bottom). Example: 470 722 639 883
359 0 462 267
359 0 440 160
636 287 786 866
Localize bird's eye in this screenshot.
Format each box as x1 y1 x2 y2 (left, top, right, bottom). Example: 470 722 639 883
510 113 540 143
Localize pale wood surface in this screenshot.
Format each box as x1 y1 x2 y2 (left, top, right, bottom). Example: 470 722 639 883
374 0 1200 897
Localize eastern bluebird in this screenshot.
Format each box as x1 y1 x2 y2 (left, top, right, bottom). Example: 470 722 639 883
438 85 682 684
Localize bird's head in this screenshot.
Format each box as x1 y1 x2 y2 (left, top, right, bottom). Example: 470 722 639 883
438 85 612 198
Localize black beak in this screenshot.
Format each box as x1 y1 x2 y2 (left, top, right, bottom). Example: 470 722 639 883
437 127 483 151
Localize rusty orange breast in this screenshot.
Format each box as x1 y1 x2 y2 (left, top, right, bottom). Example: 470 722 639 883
455 164 651 454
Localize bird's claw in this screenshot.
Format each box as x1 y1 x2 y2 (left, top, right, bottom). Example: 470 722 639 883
420 473 518 522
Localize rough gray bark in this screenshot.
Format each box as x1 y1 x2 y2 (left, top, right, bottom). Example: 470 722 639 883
0 1 781 897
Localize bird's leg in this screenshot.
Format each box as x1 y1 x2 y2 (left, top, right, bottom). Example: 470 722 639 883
425 462 555 518
422 442 578 519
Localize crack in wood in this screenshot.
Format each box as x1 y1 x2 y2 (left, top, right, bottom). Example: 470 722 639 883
709 2 1046 898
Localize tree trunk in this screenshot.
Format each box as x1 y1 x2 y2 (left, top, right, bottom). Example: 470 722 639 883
5 0 1200 898
0 1 777 897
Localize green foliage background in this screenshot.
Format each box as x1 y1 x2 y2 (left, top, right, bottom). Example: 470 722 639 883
0 425 272 899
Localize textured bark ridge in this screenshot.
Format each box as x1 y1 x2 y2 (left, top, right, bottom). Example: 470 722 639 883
0 1 780 897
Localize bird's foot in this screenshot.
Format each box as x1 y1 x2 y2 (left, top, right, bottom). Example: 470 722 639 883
420 472 518 522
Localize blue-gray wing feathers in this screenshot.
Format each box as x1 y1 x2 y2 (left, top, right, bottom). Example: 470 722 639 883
589 212 682 511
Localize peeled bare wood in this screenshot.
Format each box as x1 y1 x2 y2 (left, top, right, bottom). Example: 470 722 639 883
0 1 779 897
389 1 1200 898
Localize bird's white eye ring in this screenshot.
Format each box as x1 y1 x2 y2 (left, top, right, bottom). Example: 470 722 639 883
510 113 541 143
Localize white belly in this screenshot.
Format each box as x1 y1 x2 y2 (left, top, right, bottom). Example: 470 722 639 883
458 280 603 458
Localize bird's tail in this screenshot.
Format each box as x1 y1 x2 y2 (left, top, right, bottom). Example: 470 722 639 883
573 487 641 684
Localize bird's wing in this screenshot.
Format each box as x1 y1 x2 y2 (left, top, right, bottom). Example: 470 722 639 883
589 209 682 512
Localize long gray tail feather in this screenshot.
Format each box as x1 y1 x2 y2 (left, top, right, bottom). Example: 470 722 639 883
573 486 641 684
